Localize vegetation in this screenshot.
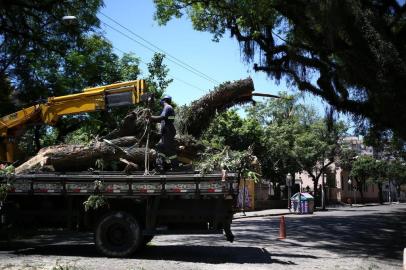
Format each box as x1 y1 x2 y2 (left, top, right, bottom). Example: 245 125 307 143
350 156 406 203
6 46 173 158
83 180 108 211
153 0 406 140
201 93 347 196
1 1 405 206
0 165 15 202
0 1 175 160
0 0 103 115
197 146 261 181
350 156 377 203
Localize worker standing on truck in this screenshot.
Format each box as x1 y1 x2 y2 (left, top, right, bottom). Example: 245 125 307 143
146 95 178 172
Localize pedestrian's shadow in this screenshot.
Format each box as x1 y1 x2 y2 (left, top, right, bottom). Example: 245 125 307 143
11 244 308 265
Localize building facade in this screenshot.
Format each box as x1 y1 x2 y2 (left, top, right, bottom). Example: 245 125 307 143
296 136 380 204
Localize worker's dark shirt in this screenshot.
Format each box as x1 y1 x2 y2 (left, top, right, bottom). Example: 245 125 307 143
160 103 175 135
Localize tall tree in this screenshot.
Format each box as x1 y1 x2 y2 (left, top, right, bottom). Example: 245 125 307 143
350 155 377 203
0 0 102 74
202 109 263 151
146 53 174 112
203 92 347 203
154 0 406 139
294 115 347 196
0 0 103 110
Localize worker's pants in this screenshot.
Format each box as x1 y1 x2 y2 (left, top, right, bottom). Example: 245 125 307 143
156 131 178 171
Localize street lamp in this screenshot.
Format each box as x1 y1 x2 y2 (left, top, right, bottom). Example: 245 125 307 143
348 177 356 205
62 15 78 25
286 173 293 210
348 178 352 206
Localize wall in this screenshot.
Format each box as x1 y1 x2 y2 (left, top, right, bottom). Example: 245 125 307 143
296 163 380 204
237 179 255 211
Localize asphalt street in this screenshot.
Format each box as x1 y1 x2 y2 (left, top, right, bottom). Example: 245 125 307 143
0 204 405 270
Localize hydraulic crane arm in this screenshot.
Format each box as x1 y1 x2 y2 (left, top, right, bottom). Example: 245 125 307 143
0 80 147 162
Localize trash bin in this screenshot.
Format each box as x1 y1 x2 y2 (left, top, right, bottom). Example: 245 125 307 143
290 192 314 214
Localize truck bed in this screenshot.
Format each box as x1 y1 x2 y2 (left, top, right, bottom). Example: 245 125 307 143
1 171 239 257
3 171 239 197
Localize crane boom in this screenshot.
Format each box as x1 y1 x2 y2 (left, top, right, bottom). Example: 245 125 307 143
0 80 147 162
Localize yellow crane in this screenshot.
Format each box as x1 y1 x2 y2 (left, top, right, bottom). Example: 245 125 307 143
0 80 147 162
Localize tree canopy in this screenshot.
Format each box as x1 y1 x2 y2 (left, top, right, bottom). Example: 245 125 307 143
202 93 347 196
0 0 103 111
350 155 406 203
154 0 406 139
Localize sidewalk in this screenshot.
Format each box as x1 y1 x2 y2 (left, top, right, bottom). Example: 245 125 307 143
326 202 383 209
232 202 401 219
233 208 291 219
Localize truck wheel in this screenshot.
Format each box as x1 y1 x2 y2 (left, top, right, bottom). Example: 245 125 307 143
95 211 141 257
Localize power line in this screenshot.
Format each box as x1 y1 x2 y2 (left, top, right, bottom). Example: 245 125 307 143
99 11 220 85
112 46 206 93
102 21 213 89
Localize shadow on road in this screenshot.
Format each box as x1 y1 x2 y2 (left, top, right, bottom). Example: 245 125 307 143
139 245 299 265
1 205 404 264
232 207 406 260
6 243 305 265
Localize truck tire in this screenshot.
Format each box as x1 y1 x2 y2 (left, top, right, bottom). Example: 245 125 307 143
95 211 141 257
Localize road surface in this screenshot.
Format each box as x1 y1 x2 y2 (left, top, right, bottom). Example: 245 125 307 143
0 203 405 270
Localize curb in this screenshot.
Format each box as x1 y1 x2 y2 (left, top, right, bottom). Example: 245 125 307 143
233 212 292 220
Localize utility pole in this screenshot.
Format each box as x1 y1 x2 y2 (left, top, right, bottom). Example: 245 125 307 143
286 173 292 210
298 176 303 213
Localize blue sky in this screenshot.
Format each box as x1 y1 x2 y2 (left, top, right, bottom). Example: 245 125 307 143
100 0 285 104
99 0 325 111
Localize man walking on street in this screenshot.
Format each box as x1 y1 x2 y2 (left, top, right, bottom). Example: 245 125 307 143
146 95 178 172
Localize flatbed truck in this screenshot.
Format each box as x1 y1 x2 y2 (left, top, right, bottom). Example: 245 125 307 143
0 171 238 257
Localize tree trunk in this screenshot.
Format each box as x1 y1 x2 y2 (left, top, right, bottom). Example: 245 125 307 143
176 78 255 138
356 177 364 204
103 107 155 140
15 142 155 174
312 176 320 206
15 78 256 173
108 136 139 147
378 182 384 204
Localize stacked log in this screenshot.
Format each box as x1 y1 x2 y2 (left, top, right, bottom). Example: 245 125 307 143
15 78 255 174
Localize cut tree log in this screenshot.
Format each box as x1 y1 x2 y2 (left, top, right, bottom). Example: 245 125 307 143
103 108 157 140
15 137 200 174
102 78 255 140
15 142 155 174
108 136 139 147
119 158 139 173
15 78 256 173
176 77 255 138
